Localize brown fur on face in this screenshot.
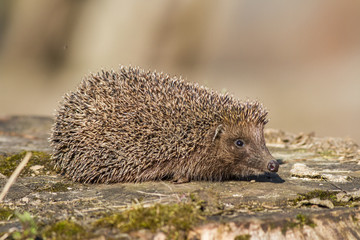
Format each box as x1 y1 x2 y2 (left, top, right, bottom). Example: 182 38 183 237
165 122 276 183
212 122 276 178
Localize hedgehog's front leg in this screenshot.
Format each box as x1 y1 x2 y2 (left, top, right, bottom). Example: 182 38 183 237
172 175 190 184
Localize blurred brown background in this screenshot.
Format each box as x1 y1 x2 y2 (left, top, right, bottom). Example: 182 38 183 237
0 0 360 143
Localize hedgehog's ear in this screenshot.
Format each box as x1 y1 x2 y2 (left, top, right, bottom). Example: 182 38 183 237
212 124 224 142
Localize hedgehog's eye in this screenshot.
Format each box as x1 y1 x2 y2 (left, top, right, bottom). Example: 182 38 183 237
234 139 245 147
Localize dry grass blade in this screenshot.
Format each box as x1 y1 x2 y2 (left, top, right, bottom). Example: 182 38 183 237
0 233 9 240
0 152 32 202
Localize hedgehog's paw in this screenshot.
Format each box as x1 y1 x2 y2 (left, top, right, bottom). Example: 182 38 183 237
172 176 190 184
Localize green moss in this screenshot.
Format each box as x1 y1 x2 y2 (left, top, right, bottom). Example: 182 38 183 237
295 148 308 153
281 220 299 235
0 151 54 177
235 202 270 213
42 220 86 240
292 190 335 206
6 212 89 240
235 234 251 240
296 214 316 228
35 182 73 193
269 222 277 230
0 207 15 220
189 192 197 201
317 150 337 159
296 190 337 202
189 192 209 212
11 212 38 240
351 214 359 222
291 189 359 207
95 202 204 238
281 214 316 235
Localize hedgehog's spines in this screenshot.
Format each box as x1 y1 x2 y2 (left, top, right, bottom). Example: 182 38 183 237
50 65 270 183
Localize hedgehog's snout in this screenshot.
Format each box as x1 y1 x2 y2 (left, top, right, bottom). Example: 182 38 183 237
267 160 279 172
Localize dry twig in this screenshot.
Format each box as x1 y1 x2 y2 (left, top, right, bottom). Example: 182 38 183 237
0 152 32 202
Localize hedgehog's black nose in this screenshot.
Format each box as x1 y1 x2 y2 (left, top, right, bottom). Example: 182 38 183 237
267 160 279 172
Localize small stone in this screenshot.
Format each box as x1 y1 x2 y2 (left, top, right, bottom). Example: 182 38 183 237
349 189 360 199
291 164 351 182
290 163 321 178
322 174 350 183
336 192 351 202
232 194 243 197
309 198 334 209
250 180 256 183
32 199 42 206
154 232 167 240
29 165 44 174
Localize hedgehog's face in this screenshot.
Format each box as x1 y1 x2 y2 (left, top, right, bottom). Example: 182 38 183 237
213 123 279 176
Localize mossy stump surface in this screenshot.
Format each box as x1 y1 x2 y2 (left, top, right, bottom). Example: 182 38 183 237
0 116 359 239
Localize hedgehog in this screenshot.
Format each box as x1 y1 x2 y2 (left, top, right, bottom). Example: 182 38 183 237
50 66 279 183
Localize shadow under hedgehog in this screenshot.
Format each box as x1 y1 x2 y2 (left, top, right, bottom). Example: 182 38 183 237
50 66 279 183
